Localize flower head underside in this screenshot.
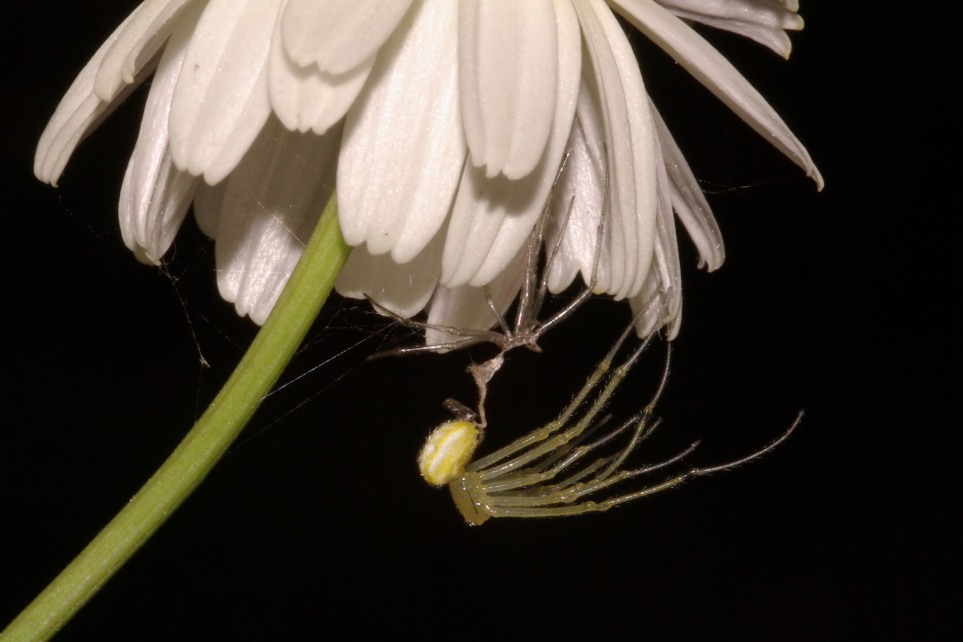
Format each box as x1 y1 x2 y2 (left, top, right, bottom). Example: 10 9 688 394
36 0 822 338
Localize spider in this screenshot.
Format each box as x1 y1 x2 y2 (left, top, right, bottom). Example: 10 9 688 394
418 316 803 525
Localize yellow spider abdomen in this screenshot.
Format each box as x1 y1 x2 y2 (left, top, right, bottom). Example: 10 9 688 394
418 420 480 487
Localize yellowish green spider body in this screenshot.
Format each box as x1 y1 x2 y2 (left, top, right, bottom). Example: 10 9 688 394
418 420 481 487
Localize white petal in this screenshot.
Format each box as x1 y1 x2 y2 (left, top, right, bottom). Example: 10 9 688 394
94 0 196 100
657 0 803 57
269 0 373 135
213 117 339 324
36 0 199 185
120 159 197 265
649 100 724 271
611 0 824 189
338 0 465 264
192 180 225 239
629 255 680 340
544 96 610 295
574 0 659 300
628 136 682 341
426 246 527 348
169 0 278 184
119 8 201 265
441 0 581 288
335 228 444 320
281 0 414 74
35 11 141 186
648 132 684 338
458 0 558 179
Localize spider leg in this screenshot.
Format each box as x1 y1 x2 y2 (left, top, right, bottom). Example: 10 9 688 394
535 156 609 339
597 344 672 481
483 411 802 518
468 315 653 473
531 194 575 325
478 348 668 494
480 417 672 505
482 437 694 510
509 149 574 342
475 326 661 480
479 413 637 493
483 285 514 338
363 294 509 358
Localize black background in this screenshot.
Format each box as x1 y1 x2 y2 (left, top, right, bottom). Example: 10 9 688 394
3 2 957 640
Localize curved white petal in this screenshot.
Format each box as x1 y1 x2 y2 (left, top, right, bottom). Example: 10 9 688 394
35 12 140 186
119 8 201 265
269 0 373 135
458 0 558 179
426 246 527 348
335 227 443 320
629 263 678 340
34 1 204 186
649 100 724 271
281 0 414 74
574 0 659 300
658 0 803 57
628 138 682 341
94 0 196 100
544 94 610 295
169 0 278 184
611 0 824 189
649 131 683 338
338 0 465 264
442 0 580 288
213 117 339 324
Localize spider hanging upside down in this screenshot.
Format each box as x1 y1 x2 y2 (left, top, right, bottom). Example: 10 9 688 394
373 152 800 524
417 314 803 525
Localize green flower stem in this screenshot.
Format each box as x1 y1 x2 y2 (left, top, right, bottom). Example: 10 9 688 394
2 193 349 642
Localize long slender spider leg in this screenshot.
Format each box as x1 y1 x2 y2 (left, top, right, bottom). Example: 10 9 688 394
477 330 660 480
468 317 650 472
536 187 608 339
620 438 699 480
594 410 658 483
693 410 804 475
511 149 574 340
548 438 700 505
370 336 484 359
363 295 505 359
484 443 695 511
539 417 675 494
532 148 610 342
531 194 575 322
597 344 672 481
482 285 513 338
488 412 802 518
519 339 666 488
519 411 621 477
504 409 664 496
483 457 614 494
512 206 547 337
480 414 634 494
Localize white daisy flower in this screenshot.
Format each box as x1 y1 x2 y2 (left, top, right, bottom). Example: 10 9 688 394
36 0 821 337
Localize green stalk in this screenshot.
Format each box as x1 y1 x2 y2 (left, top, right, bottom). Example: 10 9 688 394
2 193 349 642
